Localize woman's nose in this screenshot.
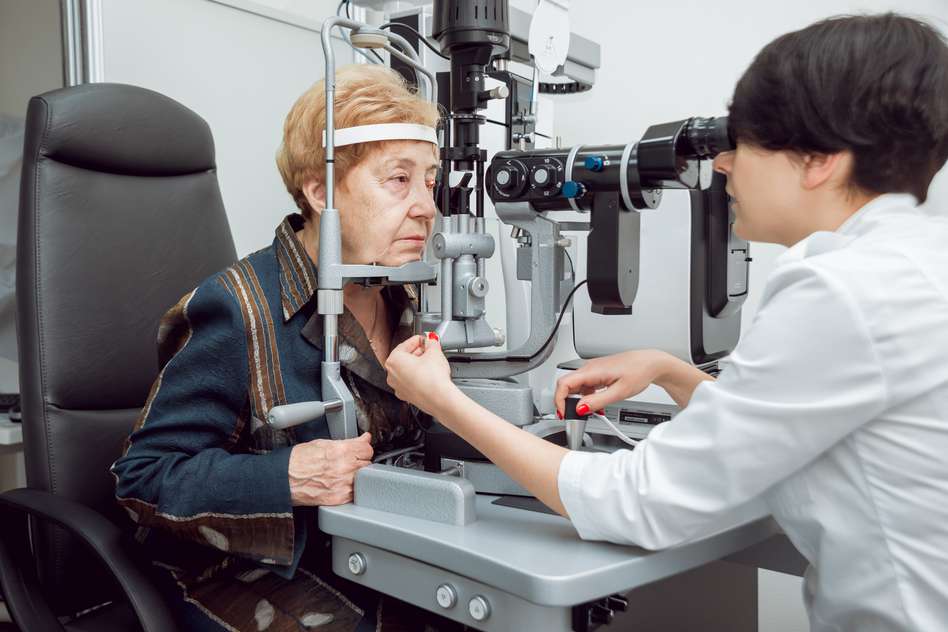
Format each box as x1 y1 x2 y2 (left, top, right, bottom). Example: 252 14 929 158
409 186 437 219
713 151 734 176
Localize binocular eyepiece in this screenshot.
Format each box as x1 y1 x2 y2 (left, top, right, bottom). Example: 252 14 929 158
682 116 734 160
488 115 733 212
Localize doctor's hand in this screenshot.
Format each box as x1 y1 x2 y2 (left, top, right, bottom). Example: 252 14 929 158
554 349 679 416
288 433 373 506
385 333 457 416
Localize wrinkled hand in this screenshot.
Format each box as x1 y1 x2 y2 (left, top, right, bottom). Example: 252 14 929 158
554 349 674 416
288 433 373 506
385 333 455 416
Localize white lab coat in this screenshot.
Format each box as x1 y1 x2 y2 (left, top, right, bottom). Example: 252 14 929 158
557 193 948 631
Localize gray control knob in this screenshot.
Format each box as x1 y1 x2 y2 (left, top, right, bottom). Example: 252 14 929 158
467 276 489 298
532 166 550 185
347 553 366 576
436 584 457 609
468 596 491 622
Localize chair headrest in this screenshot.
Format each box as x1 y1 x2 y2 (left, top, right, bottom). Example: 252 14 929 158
29 83 215 176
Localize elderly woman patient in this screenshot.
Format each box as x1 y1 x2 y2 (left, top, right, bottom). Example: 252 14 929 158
112 65 451 631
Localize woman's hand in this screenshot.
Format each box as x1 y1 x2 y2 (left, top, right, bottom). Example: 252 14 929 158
288 433 374 506
554 350 677 415
385 333 456 416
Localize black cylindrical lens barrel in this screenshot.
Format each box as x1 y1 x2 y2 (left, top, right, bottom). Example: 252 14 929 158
487 116 729 211
682 116 733 159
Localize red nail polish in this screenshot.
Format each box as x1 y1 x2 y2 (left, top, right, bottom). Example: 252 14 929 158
597 409 605 415
556 410 563 420
576 403 590 416
428 331 439 341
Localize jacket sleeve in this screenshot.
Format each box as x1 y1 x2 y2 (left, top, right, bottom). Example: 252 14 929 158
112 275 302 569
557 260 889 549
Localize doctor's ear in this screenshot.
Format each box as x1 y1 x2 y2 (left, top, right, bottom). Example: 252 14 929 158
800 151 851 192
302 180 326 217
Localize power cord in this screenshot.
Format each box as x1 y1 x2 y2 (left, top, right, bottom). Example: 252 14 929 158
378 22 449 59
591 412 640 447
456 279 587 363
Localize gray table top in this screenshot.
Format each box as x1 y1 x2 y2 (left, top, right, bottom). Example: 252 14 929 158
320 494 779 607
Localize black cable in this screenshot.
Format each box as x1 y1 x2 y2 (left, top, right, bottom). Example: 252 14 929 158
457 279 588 363
378 21 450 59
527 278 588 361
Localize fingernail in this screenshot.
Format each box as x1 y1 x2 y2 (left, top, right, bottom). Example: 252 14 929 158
597 409 605 415
576 403 590 416
556 410 563 420
428 331 439 341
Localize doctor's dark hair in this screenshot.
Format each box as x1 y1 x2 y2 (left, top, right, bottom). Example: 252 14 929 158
727 13 948 203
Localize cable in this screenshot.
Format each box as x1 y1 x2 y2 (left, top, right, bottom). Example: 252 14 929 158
530 279 586 360
378 21 449 59
456 279 587 363
591 413 640 447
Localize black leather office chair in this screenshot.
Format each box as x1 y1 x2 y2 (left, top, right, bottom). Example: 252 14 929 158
0 83 238 631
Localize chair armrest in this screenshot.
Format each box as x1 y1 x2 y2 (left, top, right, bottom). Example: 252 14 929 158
0 488 177 632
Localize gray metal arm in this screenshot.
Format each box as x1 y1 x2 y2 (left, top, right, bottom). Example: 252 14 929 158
446 203 572 379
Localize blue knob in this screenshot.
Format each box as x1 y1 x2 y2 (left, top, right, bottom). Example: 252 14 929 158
584 155 605 172
562 180 586 199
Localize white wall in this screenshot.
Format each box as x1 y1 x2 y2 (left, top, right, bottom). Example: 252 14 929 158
0 0 63 118
0 0 63 494
0 0 63 394
527 2 947 630
99 0 357 257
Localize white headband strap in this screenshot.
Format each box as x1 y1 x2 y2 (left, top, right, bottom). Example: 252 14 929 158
322 123 438 149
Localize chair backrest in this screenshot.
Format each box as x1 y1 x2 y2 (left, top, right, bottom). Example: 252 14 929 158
16 83 237 614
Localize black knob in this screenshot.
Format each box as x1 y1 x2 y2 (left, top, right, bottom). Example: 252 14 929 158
590 604 614 625
606 595 629 612
564 395 589 420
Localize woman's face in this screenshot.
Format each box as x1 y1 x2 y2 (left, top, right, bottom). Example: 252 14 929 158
336 140 440 267
712 143 805 246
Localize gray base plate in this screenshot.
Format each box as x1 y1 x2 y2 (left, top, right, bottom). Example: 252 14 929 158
320 495 777 607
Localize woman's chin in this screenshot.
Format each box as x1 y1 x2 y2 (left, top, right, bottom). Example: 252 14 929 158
378 254 423 267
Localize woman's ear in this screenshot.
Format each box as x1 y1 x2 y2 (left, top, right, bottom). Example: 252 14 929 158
302 180 326 217
801 151 850 191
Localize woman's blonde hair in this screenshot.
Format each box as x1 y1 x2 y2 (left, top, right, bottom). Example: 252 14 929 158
276 64 440 220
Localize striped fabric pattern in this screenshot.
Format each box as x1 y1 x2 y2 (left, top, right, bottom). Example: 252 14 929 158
112 214 438 631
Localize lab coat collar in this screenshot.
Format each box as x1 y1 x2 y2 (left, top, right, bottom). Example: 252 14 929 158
835 192 919 237
777 193 920 265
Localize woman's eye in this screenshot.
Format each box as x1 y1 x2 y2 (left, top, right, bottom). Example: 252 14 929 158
390 175 409 184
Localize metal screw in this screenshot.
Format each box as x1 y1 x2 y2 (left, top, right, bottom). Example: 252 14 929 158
436 584 458 609
468 596 491 621
347 553 367 576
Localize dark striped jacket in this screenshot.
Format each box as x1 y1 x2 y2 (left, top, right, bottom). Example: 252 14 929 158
111 214 428 631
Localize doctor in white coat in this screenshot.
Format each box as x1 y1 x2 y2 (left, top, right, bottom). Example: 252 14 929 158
385 12 948 632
